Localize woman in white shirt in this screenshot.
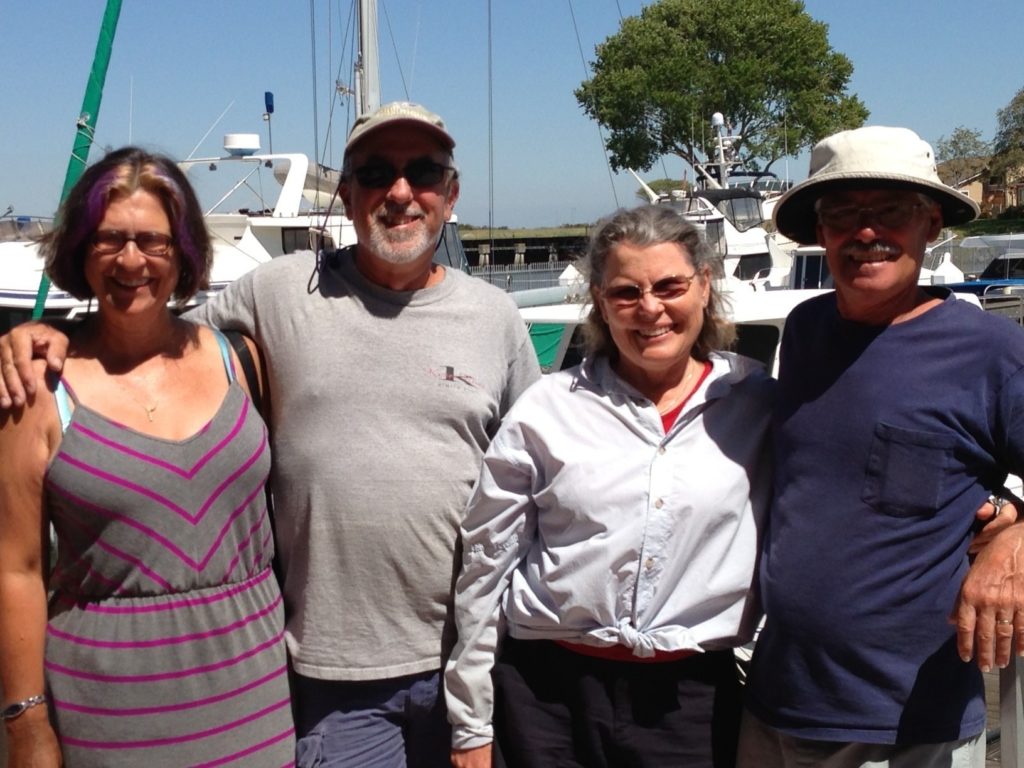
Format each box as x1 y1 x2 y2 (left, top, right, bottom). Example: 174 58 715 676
446 204 773 768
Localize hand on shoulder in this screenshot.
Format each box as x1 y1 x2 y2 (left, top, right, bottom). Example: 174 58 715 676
0 320 71 409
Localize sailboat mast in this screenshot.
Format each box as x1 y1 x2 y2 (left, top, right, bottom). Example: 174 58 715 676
32 0 123 318
356 0 380 116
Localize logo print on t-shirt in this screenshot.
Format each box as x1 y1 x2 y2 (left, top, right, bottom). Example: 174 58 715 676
428 365 479 388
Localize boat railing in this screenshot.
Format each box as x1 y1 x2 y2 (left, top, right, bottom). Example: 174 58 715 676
979 285 1024 325
471 259 578 292
1000 663 1023 763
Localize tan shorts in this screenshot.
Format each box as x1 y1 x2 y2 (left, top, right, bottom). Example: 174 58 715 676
736 708 985 768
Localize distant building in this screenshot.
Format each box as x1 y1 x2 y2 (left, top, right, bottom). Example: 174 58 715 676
938 157 1023 216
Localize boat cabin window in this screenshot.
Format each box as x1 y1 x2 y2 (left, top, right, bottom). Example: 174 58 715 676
735 253 772 280
790 251 832 289
704 220 728 260
281 227 335 255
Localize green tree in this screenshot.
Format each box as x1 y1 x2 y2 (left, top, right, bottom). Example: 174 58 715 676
635 177 691 201
575 0 868 182
992 86 1024 180
935 126 990 187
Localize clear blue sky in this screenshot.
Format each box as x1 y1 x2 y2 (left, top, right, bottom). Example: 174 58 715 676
1 0 1022 228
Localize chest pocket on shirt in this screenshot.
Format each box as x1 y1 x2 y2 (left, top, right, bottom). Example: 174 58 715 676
861 422 956 517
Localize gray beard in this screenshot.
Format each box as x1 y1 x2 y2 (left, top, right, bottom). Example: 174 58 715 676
367 218 437 265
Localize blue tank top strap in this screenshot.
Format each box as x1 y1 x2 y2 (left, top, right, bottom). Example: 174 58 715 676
53 378 74 434
211 329 237 383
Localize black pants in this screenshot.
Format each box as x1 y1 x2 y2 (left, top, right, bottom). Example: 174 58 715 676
493 639 741 768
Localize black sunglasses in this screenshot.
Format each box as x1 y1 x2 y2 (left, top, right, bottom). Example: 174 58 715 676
352 157 456 189
91 230 175 258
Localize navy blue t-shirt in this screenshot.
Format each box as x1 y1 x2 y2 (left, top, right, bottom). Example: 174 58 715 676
747 290 1024 744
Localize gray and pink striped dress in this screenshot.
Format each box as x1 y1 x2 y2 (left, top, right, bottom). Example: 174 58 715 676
42 337 295 767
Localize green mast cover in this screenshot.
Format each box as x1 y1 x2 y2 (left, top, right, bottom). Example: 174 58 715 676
32 0 123 319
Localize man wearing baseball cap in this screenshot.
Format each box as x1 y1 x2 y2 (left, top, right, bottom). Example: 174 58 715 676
739 126 1024 766
216 104 538 766
0 102 541 766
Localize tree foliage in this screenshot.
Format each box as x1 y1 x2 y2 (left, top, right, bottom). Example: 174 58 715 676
992 86 1024 179
575 0 868 180
635 177 691 201
935 126 990 187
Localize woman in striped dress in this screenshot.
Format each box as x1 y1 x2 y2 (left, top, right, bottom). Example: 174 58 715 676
0 147 294 766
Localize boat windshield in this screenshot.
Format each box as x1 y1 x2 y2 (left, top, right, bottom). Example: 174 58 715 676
693 189 766 232
713 196 764 232
979 252 1024 281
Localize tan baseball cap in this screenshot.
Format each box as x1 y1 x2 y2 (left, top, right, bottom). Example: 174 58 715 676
344 101 455 157
773 125 979 244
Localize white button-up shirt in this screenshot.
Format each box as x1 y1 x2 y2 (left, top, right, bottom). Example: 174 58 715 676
445 352 774 749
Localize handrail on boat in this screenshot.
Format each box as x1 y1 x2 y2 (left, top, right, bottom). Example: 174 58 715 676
1001 661 1023 764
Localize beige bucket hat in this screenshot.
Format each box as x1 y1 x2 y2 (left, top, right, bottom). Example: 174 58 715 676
773 125 979 244
344 101 455 156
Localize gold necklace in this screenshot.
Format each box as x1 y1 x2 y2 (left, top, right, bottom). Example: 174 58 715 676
116 378 160 422
126 391 160 421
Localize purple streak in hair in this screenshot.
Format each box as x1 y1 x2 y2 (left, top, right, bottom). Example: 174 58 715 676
68 167 122 254
149 166 202 283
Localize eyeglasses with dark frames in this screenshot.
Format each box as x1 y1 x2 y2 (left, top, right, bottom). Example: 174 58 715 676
91 230 175 258
352 157 456 189
600 273 698 307
816 200 925 232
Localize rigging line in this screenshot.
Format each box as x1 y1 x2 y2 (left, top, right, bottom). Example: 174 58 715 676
320 0 357 172
323 0 335 169
184 101 235 161
485 0 493 264
567 0 619 208
409 1 422 95
488 0 495 260
309 0 321 164
308 0 328 234
317 0 354 173
380 1 411 100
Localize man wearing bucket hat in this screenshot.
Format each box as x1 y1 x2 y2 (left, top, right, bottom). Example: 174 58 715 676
738 125 1024 767
0 102 540 766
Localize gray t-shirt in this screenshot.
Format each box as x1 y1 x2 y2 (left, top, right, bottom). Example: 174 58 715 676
189 248 541 680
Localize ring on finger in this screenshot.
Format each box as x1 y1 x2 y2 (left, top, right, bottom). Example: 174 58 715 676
997 617 1014 625
989 495 1011 515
